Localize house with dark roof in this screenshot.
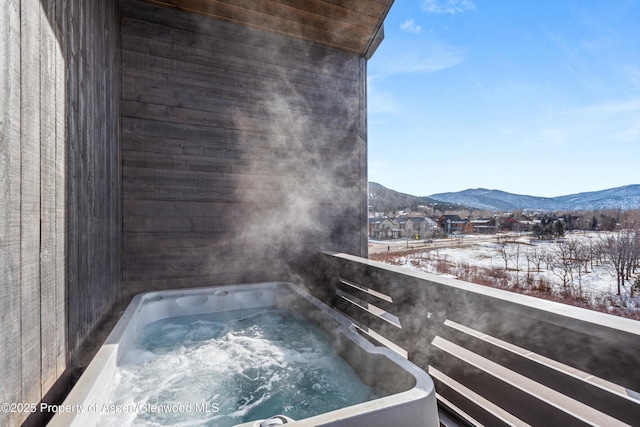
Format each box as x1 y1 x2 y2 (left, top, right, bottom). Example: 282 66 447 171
463 218 497 234
437 214 467 234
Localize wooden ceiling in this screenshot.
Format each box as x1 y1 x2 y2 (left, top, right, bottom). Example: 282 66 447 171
140 0 394 56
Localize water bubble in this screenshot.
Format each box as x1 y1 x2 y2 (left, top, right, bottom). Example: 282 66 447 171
99 308 381 426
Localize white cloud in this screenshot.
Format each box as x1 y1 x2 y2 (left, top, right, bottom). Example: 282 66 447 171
370 41 466 79
367 84 401 115
422 0 475 14
400 19 422 35
561 98 640 116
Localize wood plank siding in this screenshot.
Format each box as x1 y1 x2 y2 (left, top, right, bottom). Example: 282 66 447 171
65 0 122 374
1 0 389 424
0 1 120 425
121 0 370 298
140 0 391 56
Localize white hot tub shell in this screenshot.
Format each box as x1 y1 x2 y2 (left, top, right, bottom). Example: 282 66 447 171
49 282 439 427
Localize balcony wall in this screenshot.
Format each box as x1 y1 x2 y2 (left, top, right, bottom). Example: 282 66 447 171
0 1 121 425
3 1 372 424
120 0 369 300
307 252 640 426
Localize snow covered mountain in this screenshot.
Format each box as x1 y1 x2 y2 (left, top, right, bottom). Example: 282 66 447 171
428 185 640 211
368 182 466 213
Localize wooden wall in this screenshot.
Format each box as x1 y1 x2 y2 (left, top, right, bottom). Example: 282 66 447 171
0 1 120 425
121 0 368 299
1 0 370 423
65 0 122 372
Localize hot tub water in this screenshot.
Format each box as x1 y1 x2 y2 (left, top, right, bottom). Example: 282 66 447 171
98 308 380 426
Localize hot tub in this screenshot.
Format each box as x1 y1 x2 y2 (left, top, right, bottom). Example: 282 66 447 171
49 282 438 426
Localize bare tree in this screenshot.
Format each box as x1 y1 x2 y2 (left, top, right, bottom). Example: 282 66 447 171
527 246 544 273
600 230 637 295
574 240 590 275
585 235 598 270
513 243 523 286
542 251 554 271
498 243 512 270
550 240 574 292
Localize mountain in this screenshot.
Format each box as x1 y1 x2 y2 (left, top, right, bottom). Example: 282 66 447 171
368 182 468 213
428 185 640 211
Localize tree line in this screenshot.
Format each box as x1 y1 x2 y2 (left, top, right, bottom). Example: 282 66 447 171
498 210 640 300
530 214 640 297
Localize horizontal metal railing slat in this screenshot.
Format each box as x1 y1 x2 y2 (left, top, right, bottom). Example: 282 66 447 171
332 308 409 358
442 320 640 424
312 252 640 426
429 366 530 427
444 320 639 402
339 277 393 302
431 336 631 427
336 288 402 328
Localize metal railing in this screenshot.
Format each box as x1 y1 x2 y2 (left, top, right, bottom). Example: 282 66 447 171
306 251 640 426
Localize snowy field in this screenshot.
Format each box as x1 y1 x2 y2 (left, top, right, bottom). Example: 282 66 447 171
375 232 640 317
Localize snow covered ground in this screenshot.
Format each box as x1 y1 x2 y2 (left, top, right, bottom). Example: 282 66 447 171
377 232 640 317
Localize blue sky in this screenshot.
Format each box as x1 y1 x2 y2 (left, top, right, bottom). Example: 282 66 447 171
367 0 640 198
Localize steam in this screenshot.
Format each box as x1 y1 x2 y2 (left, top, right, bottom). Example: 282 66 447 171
217 31 365 284
120 0 366 299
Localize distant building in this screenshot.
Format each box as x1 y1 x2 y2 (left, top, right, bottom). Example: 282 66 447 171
437 215 467 234
404 217 437 239
369 217 401 239
370 216 439 239
463 218 497 234
368 218 385 239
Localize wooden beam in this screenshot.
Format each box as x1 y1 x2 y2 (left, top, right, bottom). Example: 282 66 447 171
138 0 387 54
